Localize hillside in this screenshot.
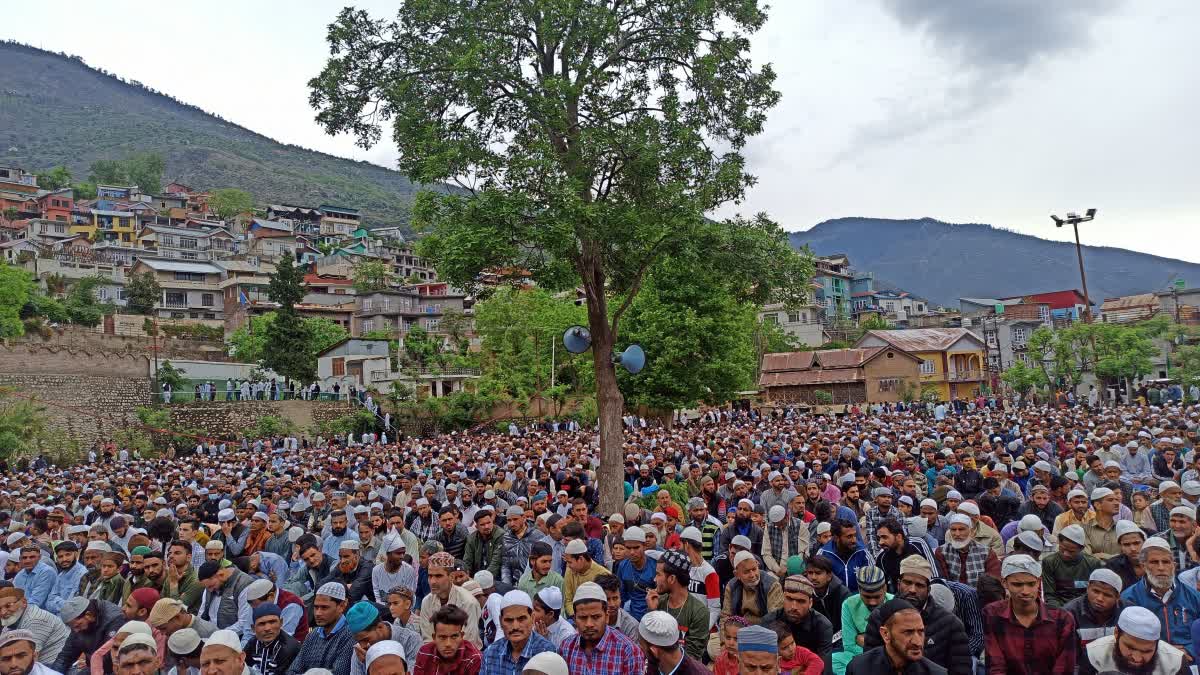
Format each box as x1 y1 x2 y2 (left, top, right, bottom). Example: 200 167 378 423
0 42 432 226
790 217 1200 307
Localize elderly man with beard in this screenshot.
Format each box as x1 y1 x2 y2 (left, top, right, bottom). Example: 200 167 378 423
1156 505 1196 571
321 540 374 604
721 551 783 625
1080 606 1190 675
51 597 123 674
0 587 68 668
0 630 61 675
760 575 834 672
1151 481 1184 532
1122 537 1200 661
847 599 947 675
983 555 1077 675
862 556 970 675
934 515 1000 587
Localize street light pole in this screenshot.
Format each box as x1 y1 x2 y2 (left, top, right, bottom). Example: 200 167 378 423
1051 209 1097 323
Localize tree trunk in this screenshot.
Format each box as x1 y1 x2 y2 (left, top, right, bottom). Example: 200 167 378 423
589 318 627 517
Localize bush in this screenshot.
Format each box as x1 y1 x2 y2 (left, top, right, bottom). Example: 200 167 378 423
637 481 690 512
813 390 833 405
249 415 294 438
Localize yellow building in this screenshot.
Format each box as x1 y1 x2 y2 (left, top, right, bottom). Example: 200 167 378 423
70 209 137 244
855 328 988 402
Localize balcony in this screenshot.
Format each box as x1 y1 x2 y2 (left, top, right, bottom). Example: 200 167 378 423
946 370 985 382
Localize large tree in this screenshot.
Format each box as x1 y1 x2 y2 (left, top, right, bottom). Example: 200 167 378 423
263 256 316 382
125 272 162 315
208 188 255 222
309 1 809 512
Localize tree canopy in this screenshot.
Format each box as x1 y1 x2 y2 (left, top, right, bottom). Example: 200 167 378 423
309 0 809 512
208 188 255 221
87 152 165 193
125 272 162 315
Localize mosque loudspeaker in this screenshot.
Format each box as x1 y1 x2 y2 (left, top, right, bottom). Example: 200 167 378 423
613 344 646 375
562 326 592 354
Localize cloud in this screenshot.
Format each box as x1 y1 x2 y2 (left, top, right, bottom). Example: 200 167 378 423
834 0 1122 162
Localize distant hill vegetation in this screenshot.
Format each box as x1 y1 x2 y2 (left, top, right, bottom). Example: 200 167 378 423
790 217 1200 307
0 41 433 226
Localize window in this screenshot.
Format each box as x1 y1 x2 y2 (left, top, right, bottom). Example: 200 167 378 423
363 319 373 332
201 293 214 307
179 238 198 249
181 251 197 260
763 313 778 325
1012 327 1027 344
174 272 205 282
919 359 935 374
97 288 109 301
165 292 186 307
117 288 127 300
788 311 801 323
878 378 900 392
332 358 345 376
426 318 440 331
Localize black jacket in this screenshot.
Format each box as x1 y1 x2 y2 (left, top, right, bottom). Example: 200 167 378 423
246 632 302 675
812 576 851 639
51 600 124 674
319 560 375 603
847 647 947 675
761 609 834 674
1103 553 1141 591
864 598 970 675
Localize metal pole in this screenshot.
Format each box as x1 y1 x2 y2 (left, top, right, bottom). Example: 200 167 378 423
1072 221 1093 323
551 337 556 389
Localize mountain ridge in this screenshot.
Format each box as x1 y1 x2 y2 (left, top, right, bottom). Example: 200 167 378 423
0 41 433 226
789 217 1200 307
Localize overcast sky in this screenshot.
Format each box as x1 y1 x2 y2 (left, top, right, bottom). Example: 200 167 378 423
4 1 1198 261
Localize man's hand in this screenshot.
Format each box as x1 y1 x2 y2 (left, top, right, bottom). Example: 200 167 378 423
644 588 660 609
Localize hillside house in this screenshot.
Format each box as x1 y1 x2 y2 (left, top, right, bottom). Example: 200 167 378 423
758 347 920 406
1000 289 1091 325
1100 294 1160 324
0 167 39 194
855 328 987 401
128 258 225 320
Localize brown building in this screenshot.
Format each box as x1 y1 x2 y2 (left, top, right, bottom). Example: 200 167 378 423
758 346 920 406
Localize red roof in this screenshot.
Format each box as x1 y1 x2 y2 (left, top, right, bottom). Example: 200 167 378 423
1000 289 1087 310
304 274 352 286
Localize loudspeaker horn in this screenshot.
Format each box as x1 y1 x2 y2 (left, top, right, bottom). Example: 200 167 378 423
614 344 646 374
562 326 592 354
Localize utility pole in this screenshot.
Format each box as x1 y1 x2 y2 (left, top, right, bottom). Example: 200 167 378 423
1051 209 1097 323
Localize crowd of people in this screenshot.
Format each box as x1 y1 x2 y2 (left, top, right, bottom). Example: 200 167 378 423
2 398 1200 675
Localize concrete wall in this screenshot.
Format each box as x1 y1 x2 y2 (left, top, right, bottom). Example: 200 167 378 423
0 342 154 449
12 324 230 361
863 350 921 403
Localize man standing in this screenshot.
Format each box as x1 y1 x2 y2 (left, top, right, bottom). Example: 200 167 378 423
982 555 1077 675
480 590 555 675
558 582 643 675
677 527 721 630
847 598 948 675
643 550 707 661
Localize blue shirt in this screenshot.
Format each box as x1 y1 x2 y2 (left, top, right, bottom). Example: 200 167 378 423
322 530 352 559
481 632 556 675
54 562 87 609
14 561 61 612
616 556 657 620
253 552 291 585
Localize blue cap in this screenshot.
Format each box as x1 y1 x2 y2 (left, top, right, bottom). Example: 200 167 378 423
345 601 379 634
251 603 281 622
736 624 778 654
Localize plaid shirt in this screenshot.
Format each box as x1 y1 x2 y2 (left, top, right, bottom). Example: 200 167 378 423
559 626 645 675
480 632 555 675
982 599 1076 675
865 504 907 558
412 640 481 675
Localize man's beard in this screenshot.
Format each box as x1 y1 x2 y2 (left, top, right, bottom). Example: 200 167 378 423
331 527 346 537
0 610 21 627
949 538 969 550
1113 644 1157 675
1147 573 1174 592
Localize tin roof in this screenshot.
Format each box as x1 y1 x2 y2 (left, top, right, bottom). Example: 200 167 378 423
856 328 983 352
1100 293 1158 311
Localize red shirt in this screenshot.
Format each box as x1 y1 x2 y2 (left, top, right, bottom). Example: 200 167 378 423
412 640 482 675
982 599 1076 675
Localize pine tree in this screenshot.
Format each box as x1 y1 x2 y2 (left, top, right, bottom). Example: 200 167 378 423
262 255 314 382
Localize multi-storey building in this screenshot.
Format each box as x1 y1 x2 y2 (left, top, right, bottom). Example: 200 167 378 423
127 258 225 320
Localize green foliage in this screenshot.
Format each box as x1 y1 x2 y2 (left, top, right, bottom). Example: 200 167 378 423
759 320 804 354
0 264 35 338
898 380 920 404
352 260 393 292
267 256 306 310
1 207 16 222
387 379 416 409
71 182 97 200
155 360 188 392
0 390 47 459
1001 360 1044 395
617 258 759 411
125 272 162 315
1030 321 1160 390
88 152 164 193
263 311 313 382
317 410 378 437
310 0 806 512
249 415 295 438
228 312 347 366
208 188 255 221
63 276 116 327
135 406 171 429
473 287 589 403
637 483 690 511
38 166 73 191
21 294 69 325
813 390 833 405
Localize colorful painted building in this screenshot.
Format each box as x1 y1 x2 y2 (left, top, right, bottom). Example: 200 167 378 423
855 328 988 401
